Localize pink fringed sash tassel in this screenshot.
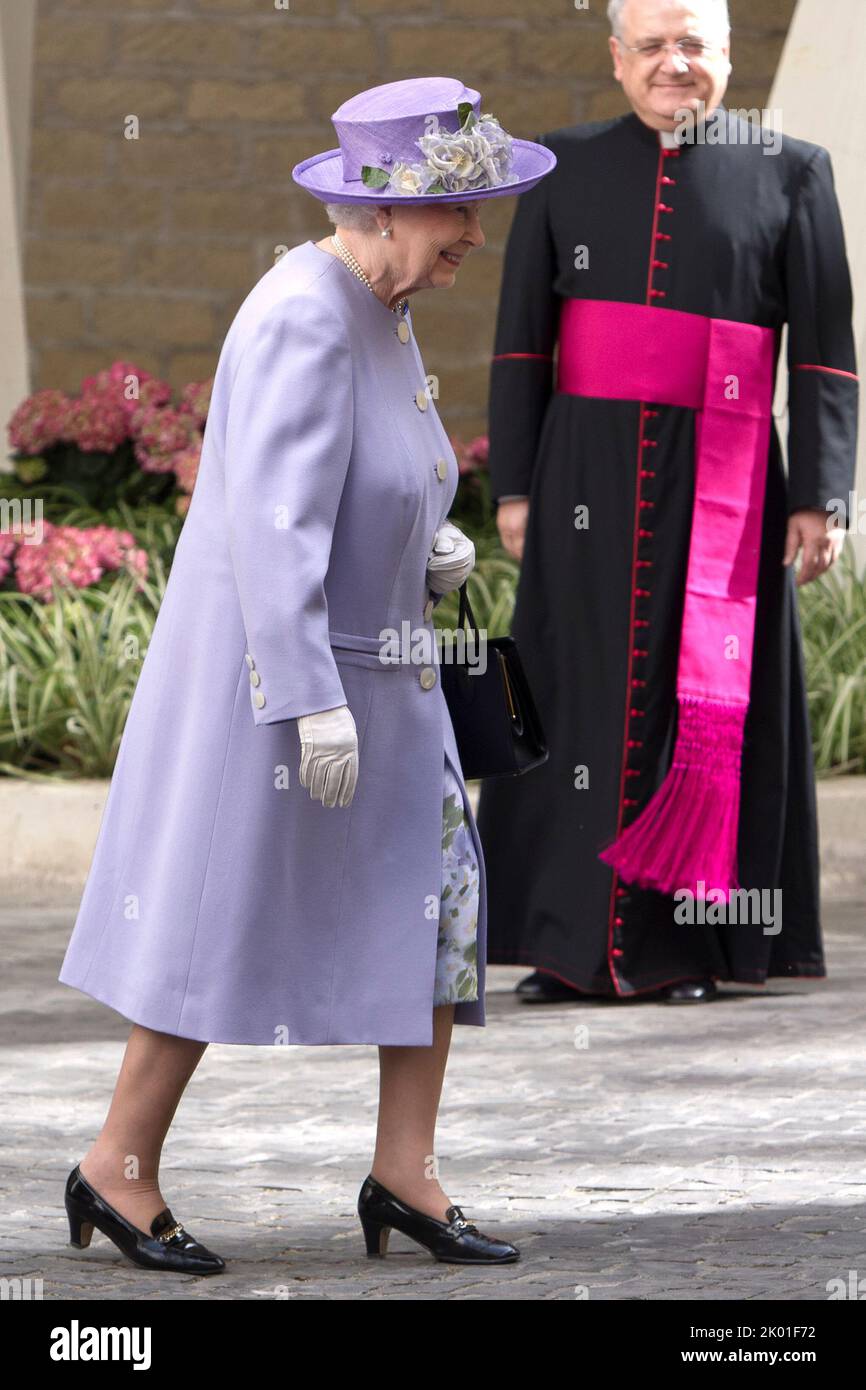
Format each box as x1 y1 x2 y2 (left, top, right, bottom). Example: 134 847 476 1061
556 299 776 899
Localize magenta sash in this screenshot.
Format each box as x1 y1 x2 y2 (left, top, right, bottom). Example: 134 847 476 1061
557 298 776 898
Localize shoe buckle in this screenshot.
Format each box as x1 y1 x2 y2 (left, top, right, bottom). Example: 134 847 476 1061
447 1207 473 1233
156 1222 184 1243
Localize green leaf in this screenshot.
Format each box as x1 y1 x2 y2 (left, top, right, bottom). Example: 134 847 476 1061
13 456 47 484
361 165 390 189
457 102 475 129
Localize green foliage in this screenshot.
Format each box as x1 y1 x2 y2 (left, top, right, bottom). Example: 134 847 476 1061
1 500 865 780
10 442 176 510
798 546 866 775
0 564 167 779
447 467 499 542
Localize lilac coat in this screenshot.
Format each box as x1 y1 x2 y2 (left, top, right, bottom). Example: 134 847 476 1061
58 240 487 1045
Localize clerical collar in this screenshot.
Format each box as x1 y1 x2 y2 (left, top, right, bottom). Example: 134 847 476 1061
629 102 728 148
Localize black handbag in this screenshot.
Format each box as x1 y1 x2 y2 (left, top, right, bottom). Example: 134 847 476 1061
439 582 549 781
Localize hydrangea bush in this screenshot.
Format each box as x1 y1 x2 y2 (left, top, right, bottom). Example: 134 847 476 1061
6 361 209 515
0 521 148 602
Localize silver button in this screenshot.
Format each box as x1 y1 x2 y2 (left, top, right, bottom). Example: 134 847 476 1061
423 598 434 621
415 389 428 411
249 670 261 687
436 457 447 480
245 653 255 669
419 667 437 689
397 321 410 343
253 690 266 708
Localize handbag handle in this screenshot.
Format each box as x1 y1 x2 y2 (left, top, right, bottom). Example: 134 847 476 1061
456 580 524 732
456 581 481 642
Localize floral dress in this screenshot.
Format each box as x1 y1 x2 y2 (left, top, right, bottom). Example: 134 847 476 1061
433 757 480 1006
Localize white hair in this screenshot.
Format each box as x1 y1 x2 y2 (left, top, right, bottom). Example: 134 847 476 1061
322 202 380 233
607 0 731 40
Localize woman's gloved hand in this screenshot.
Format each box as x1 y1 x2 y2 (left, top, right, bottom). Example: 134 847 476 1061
297 704 358 808
426 520 476 596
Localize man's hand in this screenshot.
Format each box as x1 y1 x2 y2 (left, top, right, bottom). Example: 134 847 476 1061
497 498 530 561
783 508 845 587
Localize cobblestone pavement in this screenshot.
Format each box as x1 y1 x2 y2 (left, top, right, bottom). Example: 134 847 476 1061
2 903 865 1301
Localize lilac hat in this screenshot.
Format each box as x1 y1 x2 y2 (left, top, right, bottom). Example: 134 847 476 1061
292 76 556 205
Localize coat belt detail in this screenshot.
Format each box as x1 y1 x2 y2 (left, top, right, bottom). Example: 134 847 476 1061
328 627 438 672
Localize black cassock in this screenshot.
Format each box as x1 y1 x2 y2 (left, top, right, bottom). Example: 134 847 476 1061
476 108 858 996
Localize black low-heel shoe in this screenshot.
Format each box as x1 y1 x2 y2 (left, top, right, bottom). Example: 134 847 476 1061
358 1174 519 1264
64 1165 226 1275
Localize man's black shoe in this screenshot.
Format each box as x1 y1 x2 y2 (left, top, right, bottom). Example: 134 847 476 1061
659 978 718 1003
515 970 585 1003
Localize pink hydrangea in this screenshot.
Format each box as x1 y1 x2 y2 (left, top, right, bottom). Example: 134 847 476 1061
8 361 186 463
179 378 213 429
171 441 201 497
131 403 201 473
467 434 489 465
10 521 148 602
7 389 73 454
63 394 129 454
81 362 173 423
0 531 18 582
451 434 489 476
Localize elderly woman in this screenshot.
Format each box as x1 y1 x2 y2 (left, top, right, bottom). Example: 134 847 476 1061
57 76 555 1273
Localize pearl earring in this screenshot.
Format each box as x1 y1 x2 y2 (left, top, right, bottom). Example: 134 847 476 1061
381 227 392 238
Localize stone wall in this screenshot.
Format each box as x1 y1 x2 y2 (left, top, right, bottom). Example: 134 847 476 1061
26 0 796 438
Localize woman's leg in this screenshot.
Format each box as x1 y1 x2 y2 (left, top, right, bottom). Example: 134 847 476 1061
77 1024 208 1234
372 1003 457 1221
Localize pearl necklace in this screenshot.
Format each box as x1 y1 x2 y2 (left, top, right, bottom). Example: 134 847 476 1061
331 232 408 316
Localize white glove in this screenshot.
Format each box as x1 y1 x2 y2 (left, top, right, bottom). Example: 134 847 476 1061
297 704 358 808
426 521 476 596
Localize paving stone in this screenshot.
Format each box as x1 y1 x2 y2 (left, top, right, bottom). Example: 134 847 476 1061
2 904 865 1300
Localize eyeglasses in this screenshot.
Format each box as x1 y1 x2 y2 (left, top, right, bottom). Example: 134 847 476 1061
618 37 721 60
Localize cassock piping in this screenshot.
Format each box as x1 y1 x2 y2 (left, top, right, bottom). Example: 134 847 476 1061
604 133 674 993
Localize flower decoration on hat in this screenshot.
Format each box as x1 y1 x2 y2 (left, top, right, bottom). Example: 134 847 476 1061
361 101 518 196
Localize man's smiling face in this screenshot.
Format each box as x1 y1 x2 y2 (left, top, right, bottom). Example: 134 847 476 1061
609 0 732 131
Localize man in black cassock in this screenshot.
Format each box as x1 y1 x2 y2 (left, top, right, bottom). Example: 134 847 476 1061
476 0 858 1004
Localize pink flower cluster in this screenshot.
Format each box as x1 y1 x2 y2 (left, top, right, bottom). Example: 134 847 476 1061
450 434 489 476
7 360 210 502
0 520 148 602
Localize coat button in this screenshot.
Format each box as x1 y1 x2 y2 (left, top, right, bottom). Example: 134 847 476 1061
397 320 410 343
423 598 434 621
415 389 428 411
253 690 266 708
436 457 447 480
250 670 261 686
245 653 255 669
419 666 437 689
